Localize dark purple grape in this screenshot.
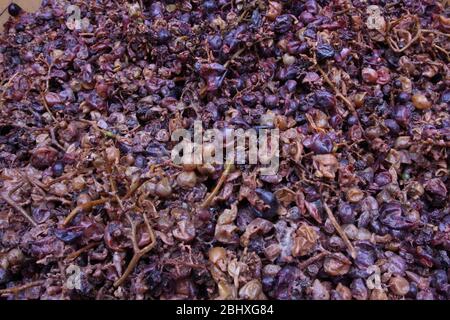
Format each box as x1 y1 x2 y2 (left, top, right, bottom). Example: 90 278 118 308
417 289 434 300
397 92 411 103
203 0 217 11
355 244 376 269
254 188 278 219
262 275 275 292
316 43 335 61
384 119 400 134
146 268 162 291
248 236 265 255
15 23 25 33
276 265 299 286
309 133 333 154
136 107 152 124
277 65 299 80
358 211 371 228
52 161 64 177
338 203 355 224
236 208 256 232
161 273 175 293
350 278 368 300
287 41 309 54
242 93 257 106
374 171 392 186
393 105 411 127
54 228 83 243
425 178 447 198
32 208 51 224
157 29 171 44
305 0 318 14
8 3 22 16
315 90 336 109
208 35 222 50
300 11 314 24
432 270 448 292
385 49 399 67
149 2 163 18
441 90 450 104
406 282 418 298
380 202 416 229
330 114 342 129
251 9 262 27
274 15 293 33
264 94 279 109
0 268 11 285
146 143 169 158
192 267 212 286
346 115 359 126
134 154 147 168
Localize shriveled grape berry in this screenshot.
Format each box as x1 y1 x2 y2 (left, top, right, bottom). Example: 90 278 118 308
316 43 335 61
8 3 22 16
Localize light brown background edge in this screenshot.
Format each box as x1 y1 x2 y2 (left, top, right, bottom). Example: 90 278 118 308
0 0 42 32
